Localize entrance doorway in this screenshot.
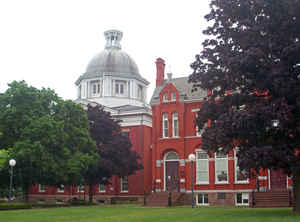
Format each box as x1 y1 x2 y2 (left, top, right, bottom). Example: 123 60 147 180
164 151 179 192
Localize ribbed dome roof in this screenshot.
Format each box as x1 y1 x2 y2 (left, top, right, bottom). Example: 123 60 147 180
76 30 149 85
85 49 139 75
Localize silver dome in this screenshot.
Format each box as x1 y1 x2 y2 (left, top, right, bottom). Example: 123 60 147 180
76 30 149 85
85 49 139 75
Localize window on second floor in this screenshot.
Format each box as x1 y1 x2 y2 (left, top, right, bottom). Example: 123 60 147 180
39 184 46 193
172 112 179 137
91 81 101 97
57 185 64 193
234 149 248 183
163 113 169 138
99 184 106 193
115 81 126 96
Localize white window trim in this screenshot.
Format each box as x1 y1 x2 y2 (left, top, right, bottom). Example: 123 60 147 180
235 193 249 206
162 93 168 102
196 193 209 206
121 177 128 193
99 184 106 193
57 185 64 193
195 113 207 137
162 113 169 138
196 151 209 185
78 185 85 193
39 184 46 193
171 92 176 101
234 150 249 184
172 112 179 138
91 82 101 97
115 80 126 96
215 152 228 184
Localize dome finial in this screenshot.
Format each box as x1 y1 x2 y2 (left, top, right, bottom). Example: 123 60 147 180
104 30 123 50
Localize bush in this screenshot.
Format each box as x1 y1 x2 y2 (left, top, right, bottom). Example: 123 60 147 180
69 199 94 206
0 202 32 210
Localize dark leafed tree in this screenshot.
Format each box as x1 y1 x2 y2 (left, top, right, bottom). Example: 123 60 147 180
189 0 300 212
85 104 142 202
0 81 97 201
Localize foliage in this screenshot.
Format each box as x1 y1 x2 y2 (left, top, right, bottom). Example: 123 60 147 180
189 0 300 212
0 202 32 210
0 81 97 200
84 104 142 201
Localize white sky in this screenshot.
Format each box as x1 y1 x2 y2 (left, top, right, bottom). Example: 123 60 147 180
0 0 211 101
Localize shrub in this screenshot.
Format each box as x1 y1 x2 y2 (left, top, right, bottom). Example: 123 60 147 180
0 202 32 210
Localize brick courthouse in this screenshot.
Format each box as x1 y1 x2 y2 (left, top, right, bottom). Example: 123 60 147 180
29 30 292 206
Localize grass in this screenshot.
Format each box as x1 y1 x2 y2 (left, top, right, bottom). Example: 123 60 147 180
0 205 299 222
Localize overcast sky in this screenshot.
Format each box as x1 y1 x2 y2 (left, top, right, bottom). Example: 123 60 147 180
0 0 211 101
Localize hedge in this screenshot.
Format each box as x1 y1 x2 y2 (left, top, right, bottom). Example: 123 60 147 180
0 203 32 210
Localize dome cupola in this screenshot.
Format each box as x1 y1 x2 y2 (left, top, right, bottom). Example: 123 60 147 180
75 30 149 108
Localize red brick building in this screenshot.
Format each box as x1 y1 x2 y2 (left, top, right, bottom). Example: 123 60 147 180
28 30 291 206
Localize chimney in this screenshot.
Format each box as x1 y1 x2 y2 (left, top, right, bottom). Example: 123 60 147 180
155 58 165 86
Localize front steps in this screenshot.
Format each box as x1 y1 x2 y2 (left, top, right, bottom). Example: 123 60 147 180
252 191 292 208
145 192 189 207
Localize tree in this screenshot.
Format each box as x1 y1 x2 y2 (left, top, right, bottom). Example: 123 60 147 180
189 0 300 212
0 81 97 201
84 104 142 202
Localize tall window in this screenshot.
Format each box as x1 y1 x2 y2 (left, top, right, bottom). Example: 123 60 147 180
215 152 228 183
162 113 169 138
172 112 179 137
171 92 176 101
78 185 85 193
196 151 209 184
91 81 101 97
195 113 207 136
235 150 248 183
137 85 143 100
163 93 168 102
121 176 128 192
115 81 126 96
39 184 45 192
99 184 106 193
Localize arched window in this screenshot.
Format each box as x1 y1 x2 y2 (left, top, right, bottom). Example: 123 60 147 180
165 151 179 161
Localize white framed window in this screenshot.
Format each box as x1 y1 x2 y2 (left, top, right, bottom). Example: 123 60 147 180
162 113 169 138
162 93 168 102
115 81 126 96
171 92 176 101
172 112 179 137
39 184 46 193
215 152 228 183
99 184 106 193
197 193 209 206
195 113 207 136
91 81 101 97
78 185 85 193
196 151 209 184
137 85 143 100
121 176 128 193
236 193 249 206
57 185 64 193
234 150 249 183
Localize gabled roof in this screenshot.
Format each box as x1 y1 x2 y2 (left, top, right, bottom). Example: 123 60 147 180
150 77 207 105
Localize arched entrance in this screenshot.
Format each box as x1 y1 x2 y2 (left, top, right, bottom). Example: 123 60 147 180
164 151 179 192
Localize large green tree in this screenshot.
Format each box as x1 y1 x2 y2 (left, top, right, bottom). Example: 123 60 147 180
0 81 96 201
84 104 142 202
189 0 300 212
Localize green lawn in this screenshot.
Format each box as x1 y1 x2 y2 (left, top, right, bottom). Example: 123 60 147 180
0 205 299 222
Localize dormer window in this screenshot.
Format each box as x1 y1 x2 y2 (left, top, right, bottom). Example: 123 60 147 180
171 92 176 101
163 93 168 102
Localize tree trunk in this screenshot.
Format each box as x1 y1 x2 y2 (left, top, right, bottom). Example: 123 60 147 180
294 172 300 213
23 184 29 203
88 184 93 203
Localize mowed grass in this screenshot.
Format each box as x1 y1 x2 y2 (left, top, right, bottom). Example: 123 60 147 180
0 205 299 222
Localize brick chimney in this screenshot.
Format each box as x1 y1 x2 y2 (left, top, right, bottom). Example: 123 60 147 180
155 58 165 86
